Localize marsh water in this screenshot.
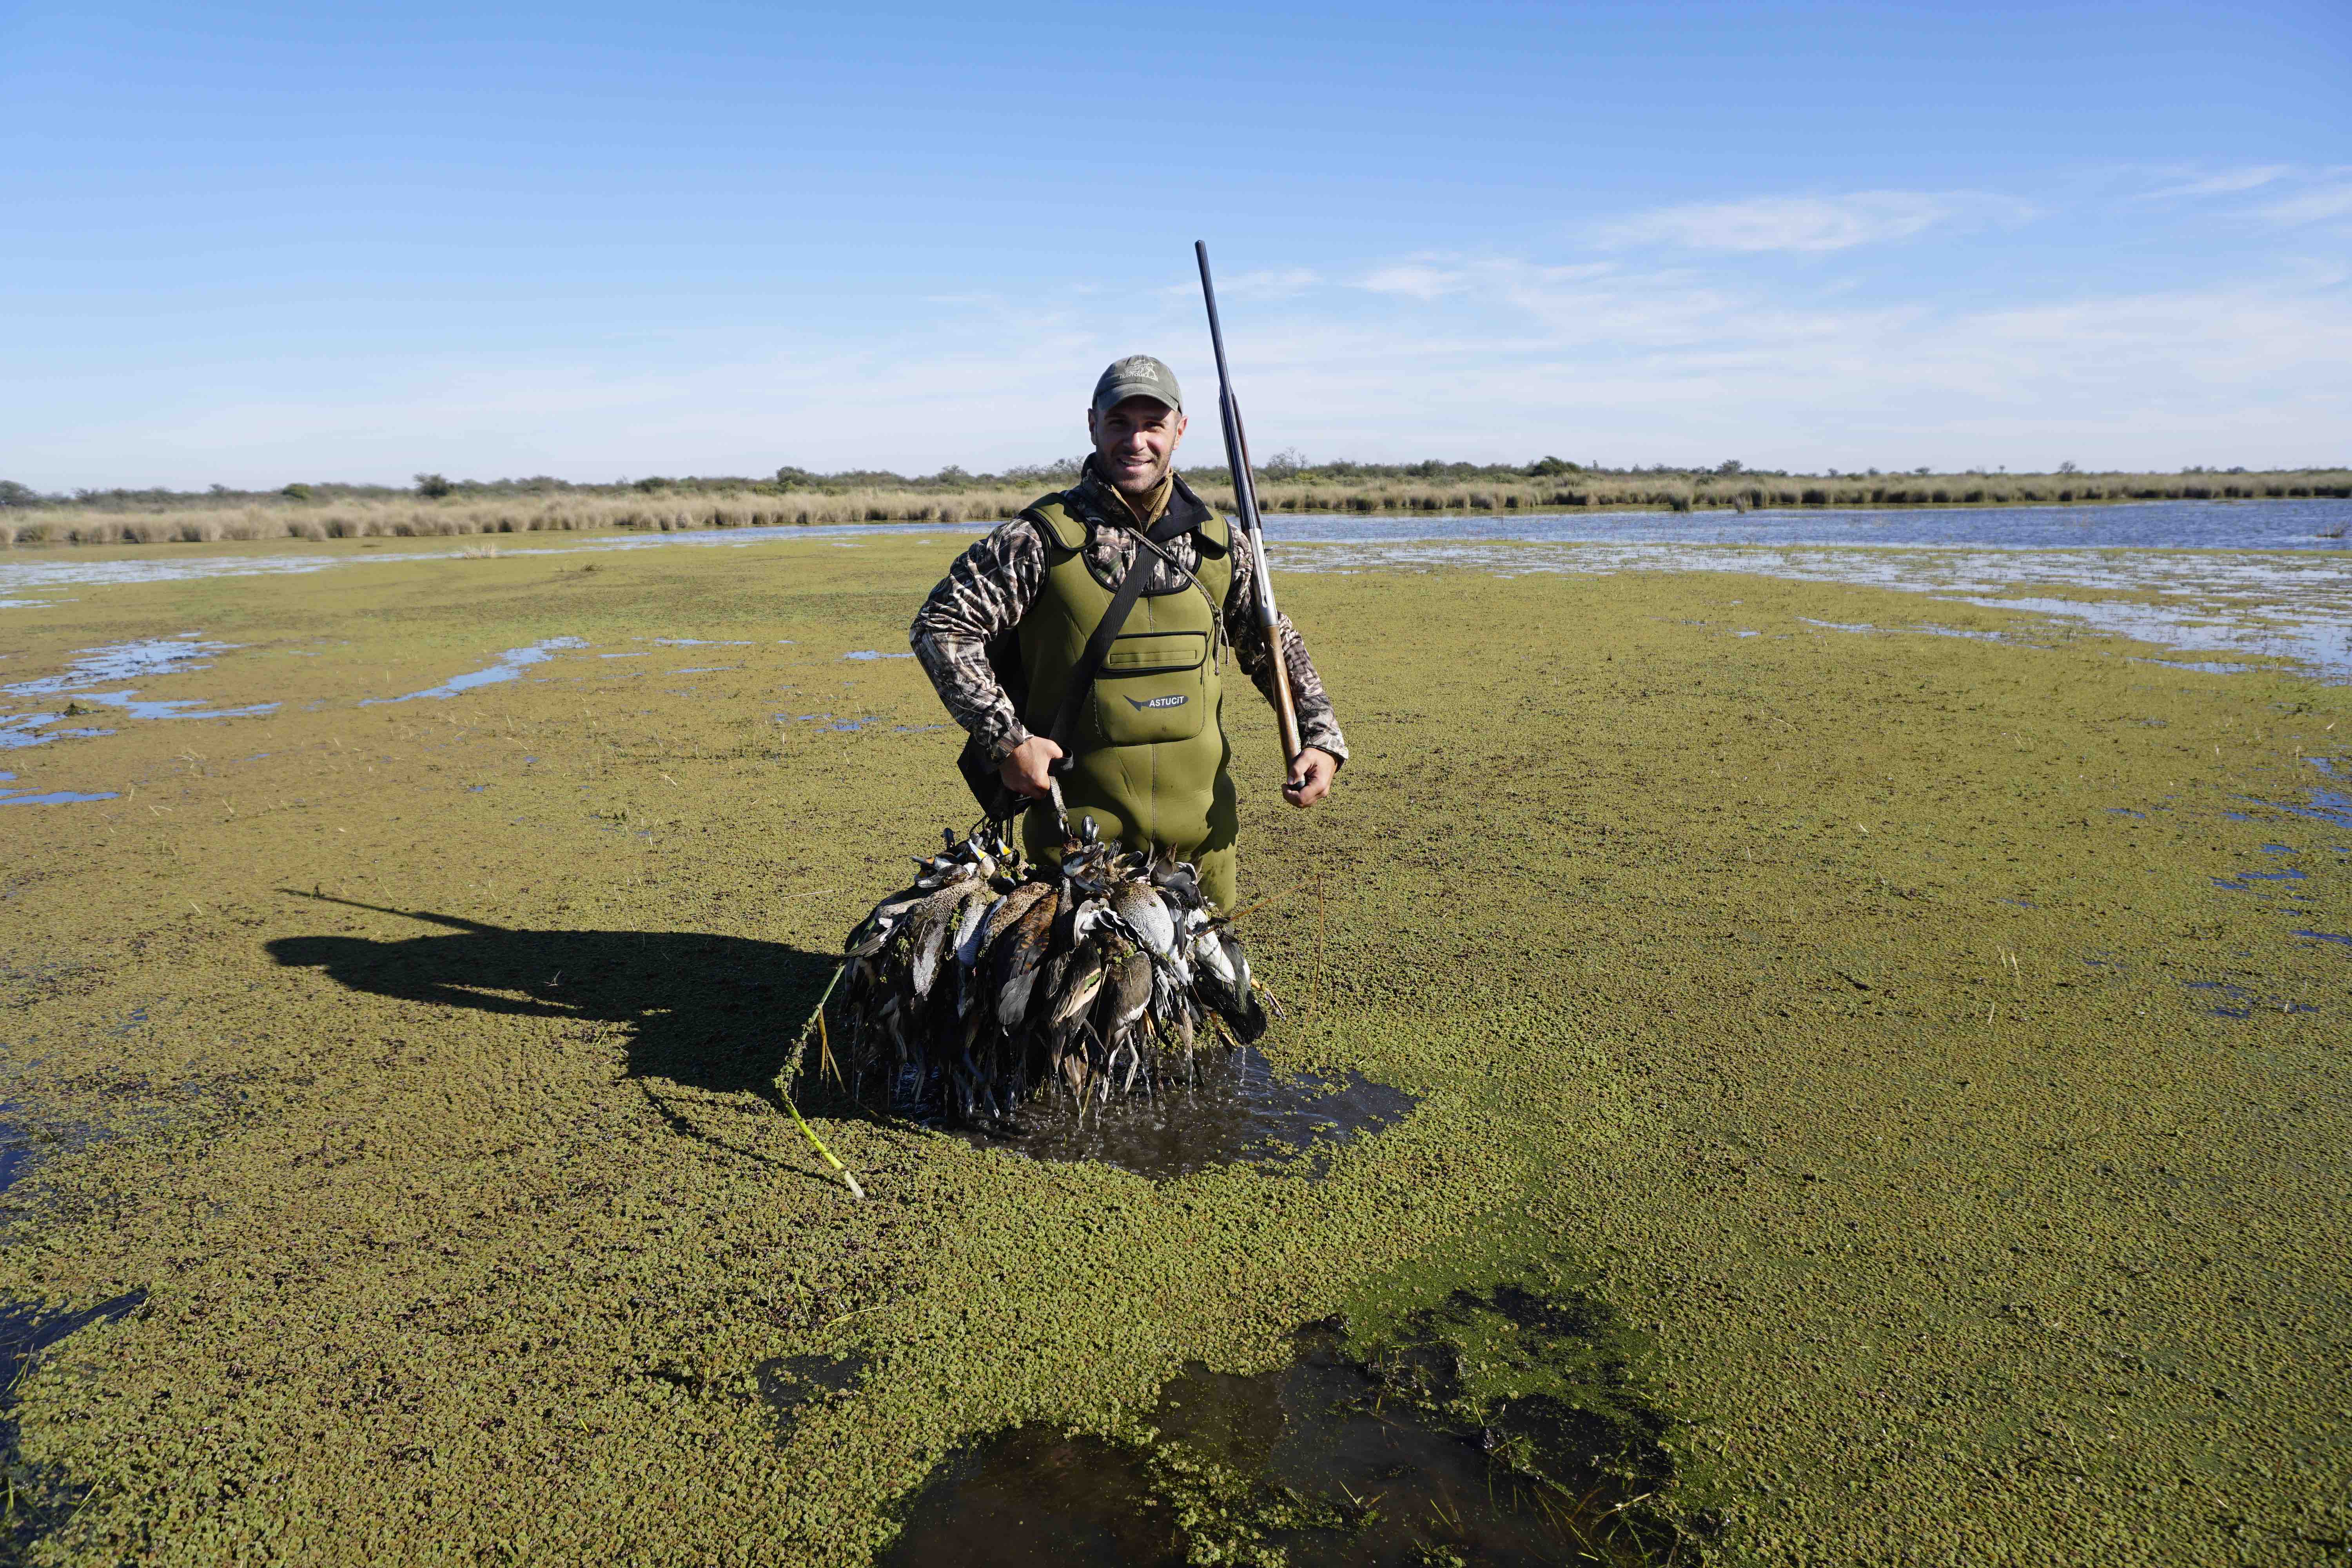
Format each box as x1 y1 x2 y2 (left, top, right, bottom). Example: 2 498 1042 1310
940 1046 1417 1180
1262 499 2352 681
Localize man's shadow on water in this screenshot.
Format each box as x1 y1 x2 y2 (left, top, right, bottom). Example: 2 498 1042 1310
266 893 847 1114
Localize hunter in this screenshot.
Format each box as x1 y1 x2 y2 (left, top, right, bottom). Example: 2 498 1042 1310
909 354 1346 912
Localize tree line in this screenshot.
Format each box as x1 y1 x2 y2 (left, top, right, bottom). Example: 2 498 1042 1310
2 457 2337 512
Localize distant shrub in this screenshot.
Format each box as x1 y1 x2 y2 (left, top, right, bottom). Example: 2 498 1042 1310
414 473 454 499
281 483 314 501
999 457 1085 486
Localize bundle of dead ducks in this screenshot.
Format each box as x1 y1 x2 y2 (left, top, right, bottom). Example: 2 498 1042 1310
837 822 1270 1123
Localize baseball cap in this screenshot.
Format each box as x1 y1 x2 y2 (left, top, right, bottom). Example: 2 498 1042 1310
1091 354 1183 416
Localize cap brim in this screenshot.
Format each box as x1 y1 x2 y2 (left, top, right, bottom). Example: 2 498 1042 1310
1094 382 1179 413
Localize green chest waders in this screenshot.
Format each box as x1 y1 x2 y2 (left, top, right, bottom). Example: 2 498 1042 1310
1017 501 1241 911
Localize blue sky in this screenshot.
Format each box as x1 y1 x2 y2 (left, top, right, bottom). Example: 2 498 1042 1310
4 0 2347 488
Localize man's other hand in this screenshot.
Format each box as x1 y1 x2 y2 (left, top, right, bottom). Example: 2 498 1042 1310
1283 747 1338 809
998 736 1064 799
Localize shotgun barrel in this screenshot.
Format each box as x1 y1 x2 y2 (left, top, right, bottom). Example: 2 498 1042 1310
1194 240 1305 774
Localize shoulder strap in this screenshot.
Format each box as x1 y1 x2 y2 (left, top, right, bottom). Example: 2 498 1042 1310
1044 508 1198 766
1021 496 1087 552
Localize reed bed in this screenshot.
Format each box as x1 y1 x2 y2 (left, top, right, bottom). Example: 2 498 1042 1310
0 486 1045 549
4 470 2345 549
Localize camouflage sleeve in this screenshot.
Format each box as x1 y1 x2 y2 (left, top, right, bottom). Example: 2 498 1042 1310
1224 527 1348 765
909 519 1049 763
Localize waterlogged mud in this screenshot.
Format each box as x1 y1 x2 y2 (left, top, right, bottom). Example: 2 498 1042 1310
0 534 2344 1565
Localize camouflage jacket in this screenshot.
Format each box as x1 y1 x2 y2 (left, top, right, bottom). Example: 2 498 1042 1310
910 465 1348 767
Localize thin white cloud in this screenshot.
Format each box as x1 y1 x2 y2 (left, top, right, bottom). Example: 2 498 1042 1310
1159 265 1325 305
1356 262 1473 300
1596 190 2033 253
1225 267 1321 299
2135 165 2291 200
1356 257 1612 307
2258 183 2352 224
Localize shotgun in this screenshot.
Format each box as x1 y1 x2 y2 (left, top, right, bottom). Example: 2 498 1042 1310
1194 240 1305 782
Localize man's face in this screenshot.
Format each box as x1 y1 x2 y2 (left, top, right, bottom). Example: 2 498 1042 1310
1087 396 1187 496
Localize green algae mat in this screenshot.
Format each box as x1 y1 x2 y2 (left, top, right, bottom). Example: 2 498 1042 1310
0 534 2346 1565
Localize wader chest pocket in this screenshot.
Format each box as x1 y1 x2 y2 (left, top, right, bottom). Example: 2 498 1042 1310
1093 630 1210 745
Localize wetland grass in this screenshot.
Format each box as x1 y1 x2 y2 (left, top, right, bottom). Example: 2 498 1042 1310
0 536 2343 1563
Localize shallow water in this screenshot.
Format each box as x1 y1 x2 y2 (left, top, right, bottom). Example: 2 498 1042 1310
1278 538 2352 681
0 787 119 806
72 690 277 723
1263 499 2352 680
0 635 229 695
947 1046 1417 1181
361 635 588 704
2174 758 2352 1010
881 1294 1677 1567
0 634 279 752
1262 495 2352 551
7 499 2348 682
